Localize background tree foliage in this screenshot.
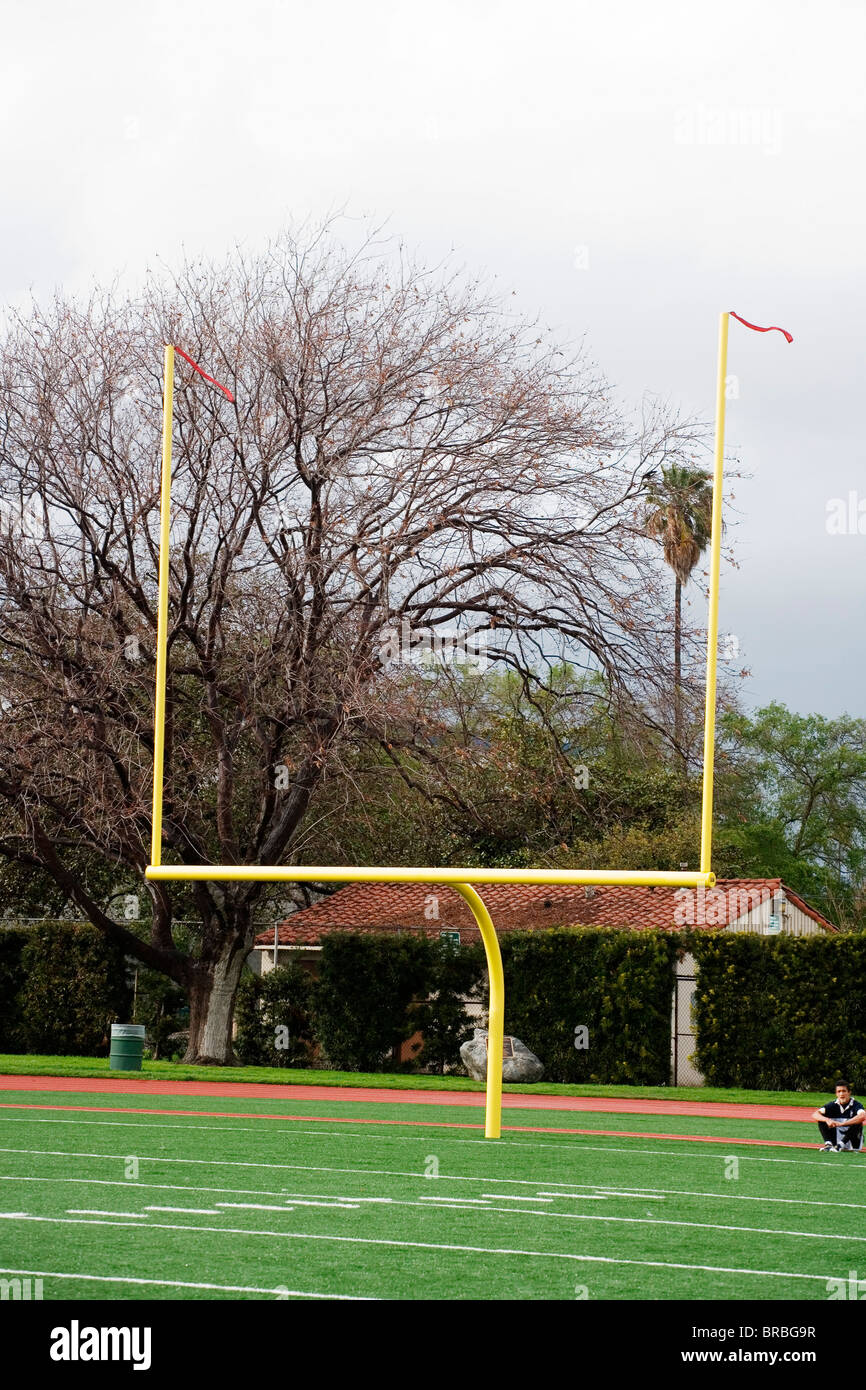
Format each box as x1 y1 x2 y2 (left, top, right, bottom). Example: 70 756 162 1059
715 704 866 928
0 227 699 1062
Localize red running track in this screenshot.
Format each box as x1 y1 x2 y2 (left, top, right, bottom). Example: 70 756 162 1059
0 1074 813 1123
0 1100 819 1149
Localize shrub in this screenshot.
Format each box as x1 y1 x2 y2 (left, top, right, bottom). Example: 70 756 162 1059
133 967 189 1060
689 931 866 1090
0 928 27 1051
235 960 315 1067
499 927 679 1084
17 922 132 1055
314 934 435 1071
414 939 486 1074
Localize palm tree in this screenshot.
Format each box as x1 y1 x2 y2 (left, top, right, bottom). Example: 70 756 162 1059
645 464 714 756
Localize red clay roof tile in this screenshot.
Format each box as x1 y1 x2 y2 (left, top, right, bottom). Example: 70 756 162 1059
253 878 836 946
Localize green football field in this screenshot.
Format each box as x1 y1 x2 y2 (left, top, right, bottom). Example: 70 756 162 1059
1 1087 864 1301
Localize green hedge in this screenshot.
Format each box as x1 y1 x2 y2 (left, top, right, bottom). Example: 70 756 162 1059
499 928 679 1084
689 931 866 1090
0 929 28 1051
314 934 437 1071
6 919 863 1088
132 967 189 1060
410 939 486 1074
235 959 316 1067
313 934 484 1073
0 922 132 1056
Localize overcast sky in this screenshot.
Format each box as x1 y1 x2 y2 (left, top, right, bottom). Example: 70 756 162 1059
2 0 864 719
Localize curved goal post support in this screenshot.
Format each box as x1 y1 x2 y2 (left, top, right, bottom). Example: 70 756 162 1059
453 882 504 1140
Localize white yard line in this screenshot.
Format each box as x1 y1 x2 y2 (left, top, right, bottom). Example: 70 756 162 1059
66 1209 147 1218
416 1202 495 1211
418 1196 491 1204
0 1145 854 1199
8 1167 862 1214
144 1206 224 1215
217 1200 358 1210
585 1190 666 1200
537 1193 608 1201
215 1203 297 1212
0 1266 372 1298
585 1182 866 1210
0 1175 391 1203
0 1215 836 1286
481 1193 552 1202
0 1204 857 1245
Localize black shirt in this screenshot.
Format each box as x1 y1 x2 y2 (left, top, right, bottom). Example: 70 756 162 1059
820 1098 865 1122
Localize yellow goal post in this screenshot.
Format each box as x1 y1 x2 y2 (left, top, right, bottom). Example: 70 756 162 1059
144 325 733 1138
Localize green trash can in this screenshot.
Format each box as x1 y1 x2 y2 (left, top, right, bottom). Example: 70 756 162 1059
110 1023 146 1072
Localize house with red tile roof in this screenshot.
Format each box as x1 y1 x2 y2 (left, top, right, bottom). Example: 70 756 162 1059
250 877 836 1085
252 876 836 972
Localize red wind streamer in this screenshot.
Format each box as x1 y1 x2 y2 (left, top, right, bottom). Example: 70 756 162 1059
174 346 235 401
730 311 793 344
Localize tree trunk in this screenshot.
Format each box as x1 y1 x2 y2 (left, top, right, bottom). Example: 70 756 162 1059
184 938 250 1064
674 577 682 756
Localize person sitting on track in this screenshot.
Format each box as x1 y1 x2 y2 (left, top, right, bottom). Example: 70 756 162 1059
813 1081 866 1151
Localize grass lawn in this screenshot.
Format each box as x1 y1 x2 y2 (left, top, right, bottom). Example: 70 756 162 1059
0 1055 830 1110
0 1081 860 1301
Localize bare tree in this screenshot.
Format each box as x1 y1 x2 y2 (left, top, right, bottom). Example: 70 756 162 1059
0 227 700 1061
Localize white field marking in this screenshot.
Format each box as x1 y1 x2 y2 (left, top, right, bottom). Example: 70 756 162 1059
280 1193 393 1204
418 1196 491 1205
466 1139 843 1168
416 1201 492 1208
9 1164 862 1235
216 1203 298 1212
66 1209 148 1218
585 1191 666 1201
0 1215 836 1286
0 1146 849 1204
0 1174 393 1205
0 1173 564 1215
416 1203 497 1210
0 1118 842 1169
0 1171 587 1213
0 1108 825 1155
0 1267 372 1299
144 1206 224 1215
481 1193 552 1202
281 1200 360 1209
218 1199 359 1211
584 1183 866 1211
0 1203 850 1247
537 1193 608 1201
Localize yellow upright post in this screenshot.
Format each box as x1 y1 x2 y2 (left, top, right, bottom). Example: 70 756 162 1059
454 883 504 1139
150 345 175 867
699 313 729 875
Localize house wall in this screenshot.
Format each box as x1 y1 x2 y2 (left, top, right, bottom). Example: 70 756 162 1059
257 946 322 974
726 897 826 937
